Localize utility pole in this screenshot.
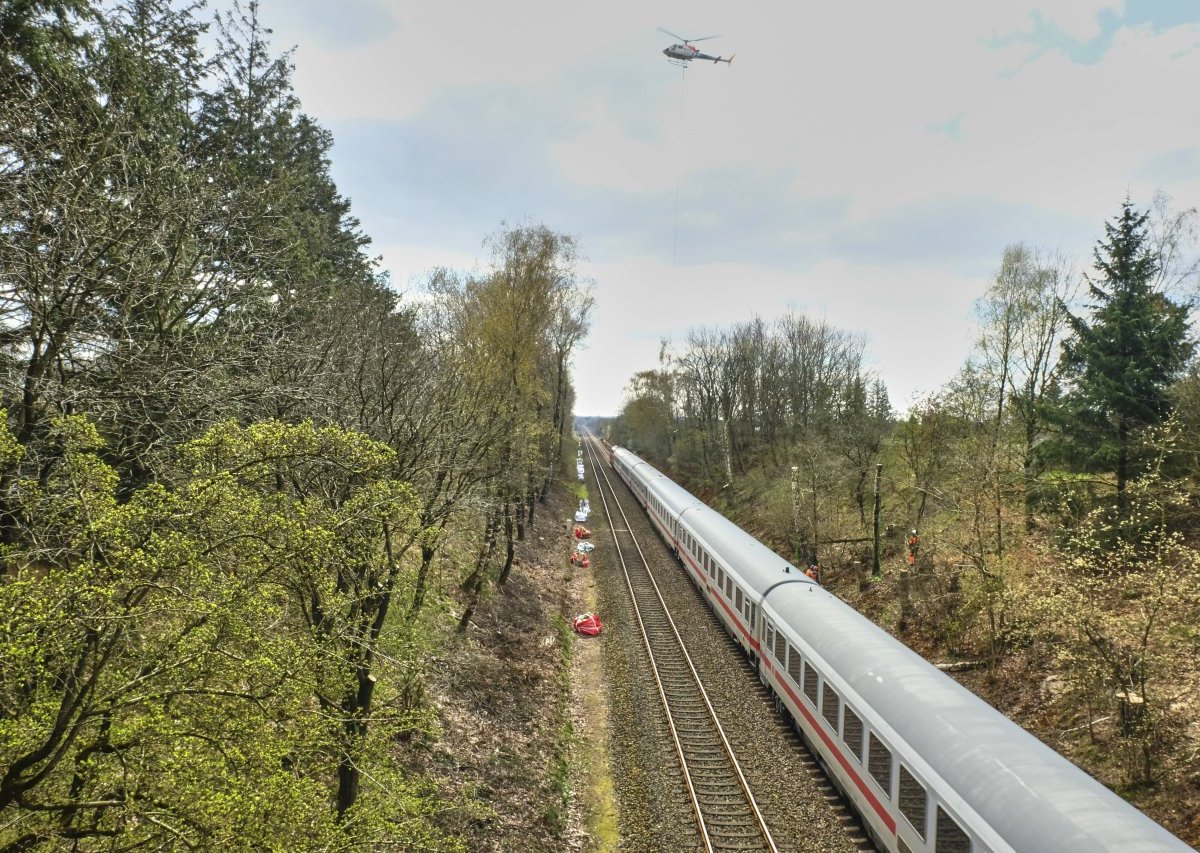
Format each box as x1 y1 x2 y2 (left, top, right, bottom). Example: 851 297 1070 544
809 465 820 567
872 463 883 578
790 465 802 565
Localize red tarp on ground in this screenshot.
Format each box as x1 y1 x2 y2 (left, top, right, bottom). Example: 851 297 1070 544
572 612 602 636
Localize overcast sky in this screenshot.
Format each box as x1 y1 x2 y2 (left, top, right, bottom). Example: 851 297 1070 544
241 0 1200 415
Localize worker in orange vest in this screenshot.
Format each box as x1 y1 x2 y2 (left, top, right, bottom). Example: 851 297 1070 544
906 529 920 565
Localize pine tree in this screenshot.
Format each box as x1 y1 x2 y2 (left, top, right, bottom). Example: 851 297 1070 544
1059 199 1194 513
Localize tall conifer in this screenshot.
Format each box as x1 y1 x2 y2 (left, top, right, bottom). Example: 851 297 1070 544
1059 200 1194 512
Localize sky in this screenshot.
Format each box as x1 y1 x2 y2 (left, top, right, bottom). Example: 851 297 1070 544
240 0 1200 415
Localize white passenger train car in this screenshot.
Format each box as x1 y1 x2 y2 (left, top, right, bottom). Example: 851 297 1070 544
609 445 1189 853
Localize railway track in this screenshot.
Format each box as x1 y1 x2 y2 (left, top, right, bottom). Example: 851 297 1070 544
583 437 778 853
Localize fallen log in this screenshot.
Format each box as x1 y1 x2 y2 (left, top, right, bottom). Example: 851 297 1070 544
935 660 987 673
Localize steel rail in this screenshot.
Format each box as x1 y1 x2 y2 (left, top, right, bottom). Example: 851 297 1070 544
582 434 778 853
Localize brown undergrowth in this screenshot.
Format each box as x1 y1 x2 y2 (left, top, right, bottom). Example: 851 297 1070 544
404 482 615 851
829 551 1200 848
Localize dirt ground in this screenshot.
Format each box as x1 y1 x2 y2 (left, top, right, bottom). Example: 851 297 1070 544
410 481 616 851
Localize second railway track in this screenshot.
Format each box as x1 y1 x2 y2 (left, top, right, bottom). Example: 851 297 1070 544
585 438 777 853
580 434 868 852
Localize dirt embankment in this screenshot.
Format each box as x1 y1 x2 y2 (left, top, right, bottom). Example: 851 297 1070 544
411 482 617 851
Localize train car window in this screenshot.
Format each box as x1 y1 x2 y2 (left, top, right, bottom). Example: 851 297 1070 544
822 683 840 731
802 661 819 706
935 806 971 852
867 733 892 798
786 646 802 684
898 764 927 840
773 629 785 664
764 624 774 656
735 587 743 612
842 706 864 761
726 575 734 599
748 603 756 629
717 568 725 593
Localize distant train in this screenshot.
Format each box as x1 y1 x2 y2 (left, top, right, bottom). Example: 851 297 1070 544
609 444 1189 852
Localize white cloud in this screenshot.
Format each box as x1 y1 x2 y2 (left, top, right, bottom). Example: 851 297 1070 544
552 97 679 193
573 254 980 415
976 2 1123 44
375 244 485 292
236 0 1200 416
1039 1 1123 42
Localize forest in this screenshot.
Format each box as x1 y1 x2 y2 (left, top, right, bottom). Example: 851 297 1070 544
5 0 1200 848
606 196 1200 838
0 1 593 848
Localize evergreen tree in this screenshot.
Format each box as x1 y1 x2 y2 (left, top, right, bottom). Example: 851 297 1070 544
1058 200 1194 513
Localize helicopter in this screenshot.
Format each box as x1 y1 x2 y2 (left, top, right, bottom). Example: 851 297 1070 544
659 27 734 66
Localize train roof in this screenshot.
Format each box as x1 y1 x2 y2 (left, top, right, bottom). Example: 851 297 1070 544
764 584 1188 852
674 497 810 594
617 447 811 595
611 446 670 486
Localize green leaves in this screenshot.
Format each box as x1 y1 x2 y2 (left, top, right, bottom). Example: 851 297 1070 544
1057 200 1195 506
0 415 452 848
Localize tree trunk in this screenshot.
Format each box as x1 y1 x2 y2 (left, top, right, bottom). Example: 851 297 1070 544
458 512 498 631
410 543 436 615
852 556 868 592
498 500 516 586
335 666 378 819
1116 417 1129 517
543 352 568 504
1023 424 1036 533
872 463 883 578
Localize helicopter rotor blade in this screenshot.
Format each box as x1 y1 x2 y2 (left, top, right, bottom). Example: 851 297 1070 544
657 26 687 42
688 35 720 43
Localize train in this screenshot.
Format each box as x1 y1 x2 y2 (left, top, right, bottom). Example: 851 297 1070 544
608 444 1189 853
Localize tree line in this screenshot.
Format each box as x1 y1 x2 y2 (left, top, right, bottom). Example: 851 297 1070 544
610 196 1200 800
1 1 592 848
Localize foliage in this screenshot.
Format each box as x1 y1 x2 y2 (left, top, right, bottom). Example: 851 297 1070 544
0 414 456 849
423 223 593 625
1055 200 1195 511
1032 461 1200 786
0 2 591 847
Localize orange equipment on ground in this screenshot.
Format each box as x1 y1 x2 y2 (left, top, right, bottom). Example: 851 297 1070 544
573 525 592 539
572 612 603 636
